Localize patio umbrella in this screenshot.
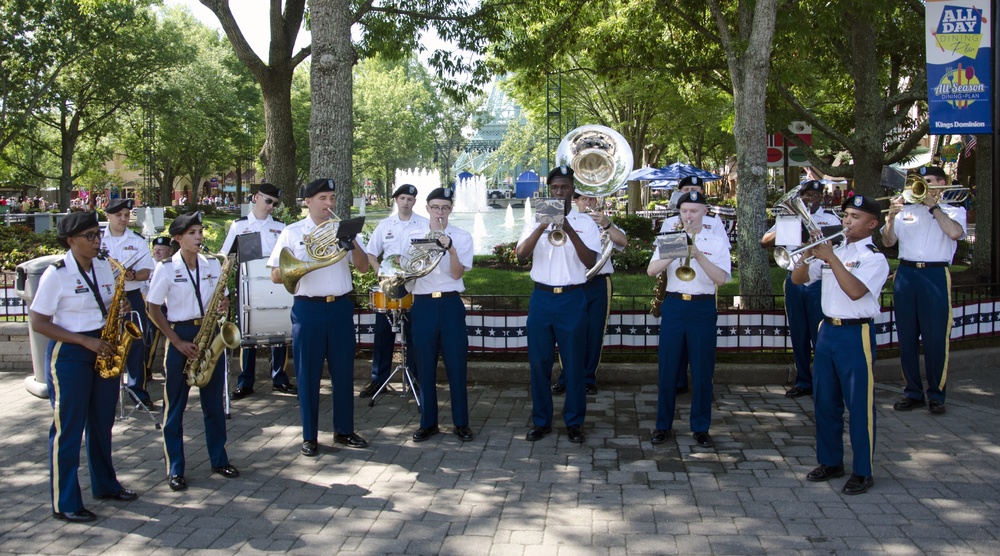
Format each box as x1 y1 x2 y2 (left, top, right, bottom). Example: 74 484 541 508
627 162 722 182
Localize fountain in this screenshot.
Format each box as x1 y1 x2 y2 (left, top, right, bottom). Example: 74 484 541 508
523 197 532 223
504 204 515 228
141 207 156 238
453 175 489 213
472 213 488 252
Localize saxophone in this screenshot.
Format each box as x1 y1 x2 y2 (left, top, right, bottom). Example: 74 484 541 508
184 254 242 388
649 219 685 318
95 253 142 378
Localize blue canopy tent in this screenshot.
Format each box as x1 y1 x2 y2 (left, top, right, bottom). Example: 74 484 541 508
627 162 722 183
515 170 540 198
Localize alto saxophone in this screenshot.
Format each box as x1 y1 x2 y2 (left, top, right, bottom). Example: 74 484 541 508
184 254 242 388
95 252 142 378
649 218 685 318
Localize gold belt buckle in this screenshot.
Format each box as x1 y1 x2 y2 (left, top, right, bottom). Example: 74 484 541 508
432 291 442 298
916 262 927 269
553 287 563 294
681 294 692 301
193 319 202 326
325 295 337 302
831 318 843 326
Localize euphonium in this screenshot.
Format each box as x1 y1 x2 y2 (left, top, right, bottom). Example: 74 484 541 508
95 253 142 378
279 208 350 294
184 254 241 388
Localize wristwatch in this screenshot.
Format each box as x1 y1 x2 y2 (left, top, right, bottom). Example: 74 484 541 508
929 205 941 216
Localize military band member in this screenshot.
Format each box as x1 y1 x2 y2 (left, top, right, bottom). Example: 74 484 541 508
409 187 475 442
552 193 627 395
792 195 889 495
362 184 427 397
647 191 731 448
882 166 967 415
517 166 601 444
101 198 156 409
220 183 296 400
761 181 841 398
143 236 175 378
268 178 370 457
657 176 730 394
30 212 138 523
147 212 240 491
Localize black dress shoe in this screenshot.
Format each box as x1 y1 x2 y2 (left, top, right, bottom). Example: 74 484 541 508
230 387 253 400
551 383 566 394
929 400 946 414
893 397 926 411
693 432 714 447
412 426 440 442
454 426 474 442
272 383 297 395
585 384 598 395
168 475 187 491
212 464 240 478
650 429 671 445
675 386 690 395
566 425 585 443
785 386 813 398
358 381 381 398
53 508 96 523
301 440 318 457
334 433 368 448
136 399 156 411
96 488 137 501
806 464 845 482
842 474 874 495
525 426 552 441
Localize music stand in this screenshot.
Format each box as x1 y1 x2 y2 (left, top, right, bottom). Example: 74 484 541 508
116 311 161 429
368 306 420 410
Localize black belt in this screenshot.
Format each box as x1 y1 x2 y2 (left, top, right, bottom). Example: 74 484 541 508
899 260 949 269
295 295 340 303
589 273 612 280
414 291 461 299
665 292 714 301
170 319 203 327
534 282 584 294
824 317 873 326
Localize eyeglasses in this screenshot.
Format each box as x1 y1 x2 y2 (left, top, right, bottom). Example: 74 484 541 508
260 197 280 206
73 231 102 242
427 205 452 212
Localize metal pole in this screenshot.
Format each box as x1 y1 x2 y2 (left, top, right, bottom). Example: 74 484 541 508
992 0 1000 283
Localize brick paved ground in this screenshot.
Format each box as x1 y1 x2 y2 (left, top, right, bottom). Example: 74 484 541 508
1 356 998 555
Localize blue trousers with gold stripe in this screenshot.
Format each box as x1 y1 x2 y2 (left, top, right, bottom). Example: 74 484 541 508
412 295 469 429
785 276 824 390
656 297 716 432
813 321 876 478
45 333 123 513
528 288 587 428
125 289 150 402
894 265 951 403
291 296 356 441
162 324 229 477
556 275 611 388
236 345 290 390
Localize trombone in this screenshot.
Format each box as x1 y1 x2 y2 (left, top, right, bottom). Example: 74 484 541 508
877 175 970 211
773 229 846 270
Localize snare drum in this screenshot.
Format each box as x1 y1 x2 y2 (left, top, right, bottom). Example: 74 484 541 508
369 286 413 313
239 258 293 346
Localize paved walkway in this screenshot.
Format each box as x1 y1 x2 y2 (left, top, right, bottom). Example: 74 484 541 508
1 357 999 555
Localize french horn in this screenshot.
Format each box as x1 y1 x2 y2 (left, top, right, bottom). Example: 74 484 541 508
377 220 449 299
278 208 350 294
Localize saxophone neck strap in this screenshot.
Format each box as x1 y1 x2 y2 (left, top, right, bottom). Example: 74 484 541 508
77 255 107 319
183 262 204 317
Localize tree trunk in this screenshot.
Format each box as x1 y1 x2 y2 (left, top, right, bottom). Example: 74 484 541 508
972 134 992 277
309 0 355 219
260 76 298 208
847 13 883 199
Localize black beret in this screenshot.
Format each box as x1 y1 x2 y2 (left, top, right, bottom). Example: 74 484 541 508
105 198 134 214
57 211 99 239
426 187 454 203
918 166 947 179
258 182 281 198
841 194 880 217
392 184 418 198
677 191 708 206
151 236 172 247
678 176 703 188
169 211 203 236
304 178 335 198
547 165 574 183
799 180 824 194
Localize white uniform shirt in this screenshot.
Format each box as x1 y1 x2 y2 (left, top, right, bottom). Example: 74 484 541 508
100 228 154 292
147 252 225 322
366 213 430 260
267 217 356 297
649 230 732 296
807 236 889 320
31 253 115 332
575 208 626 276
220 212 285 258
883 204 968 263
406 223 474 295
660 214 731 248
519 212 602 286
766 208 842 286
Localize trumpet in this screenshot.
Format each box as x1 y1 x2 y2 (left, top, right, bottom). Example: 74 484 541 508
773 229 846 270
675 222 697 282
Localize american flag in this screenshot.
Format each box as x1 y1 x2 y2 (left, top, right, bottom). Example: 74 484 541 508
963 134 978 156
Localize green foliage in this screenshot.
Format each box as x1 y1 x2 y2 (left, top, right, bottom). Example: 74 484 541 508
490 241 522 266
612 214 656 244
0 226 64 272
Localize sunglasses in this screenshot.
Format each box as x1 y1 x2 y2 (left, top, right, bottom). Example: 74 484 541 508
73 231 102 242
260 197 280 206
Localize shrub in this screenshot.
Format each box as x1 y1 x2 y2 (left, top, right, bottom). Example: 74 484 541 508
0 226 64 272
492 241 521 266
612 214 656 244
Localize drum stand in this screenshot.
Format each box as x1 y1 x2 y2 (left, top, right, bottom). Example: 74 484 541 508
369 308 420 410
116 312 161 429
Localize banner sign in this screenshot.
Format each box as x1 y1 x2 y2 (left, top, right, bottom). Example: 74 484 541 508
926 1 993 134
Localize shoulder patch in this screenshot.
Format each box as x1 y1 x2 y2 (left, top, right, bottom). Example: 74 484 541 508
271 217 282 224
235 216 248 222
867 244 880 253
132 230 145 238
52 260 66 269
